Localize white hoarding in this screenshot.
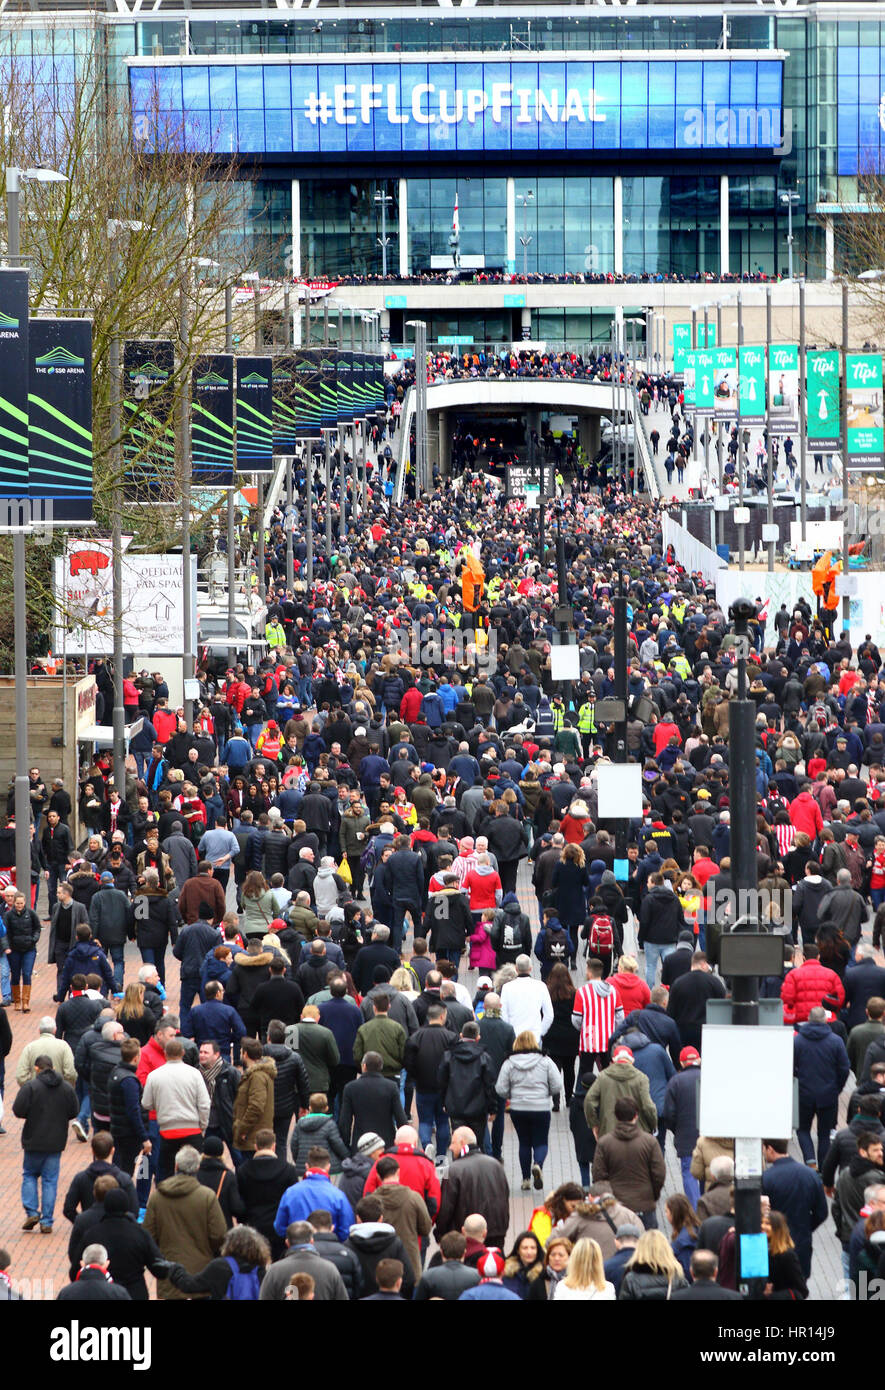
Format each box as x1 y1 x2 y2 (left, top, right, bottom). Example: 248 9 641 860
54 540 198 656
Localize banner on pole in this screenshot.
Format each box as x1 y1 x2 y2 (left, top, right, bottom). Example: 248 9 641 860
272 356 299 456
336 349 352 424
351 350 365 420
683 351 696 412
694 351 715 417
738 345 766 427
768 343 799 437
28 318 93 522
0 268 29 501
673 322 692 374
846 353 884 470
295 349 322 439
123 340 176 499
191 354 234 485
697 322 717 349
235 356 274 474
320 352 337 430
806 349 840 452
712 347 738 422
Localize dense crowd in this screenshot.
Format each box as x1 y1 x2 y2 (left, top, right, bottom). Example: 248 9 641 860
2 474 885 1305
327 269 784 288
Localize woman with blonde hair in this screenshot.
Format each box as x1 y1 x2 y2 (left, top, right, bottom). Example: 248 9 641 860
117 981 154 1045
241 870 278 940
389 965 419 1002
495 1030 561 1192
527 1235 573 1301
608 953 651 1014
618 1229 688 1300
553 1237 615 1301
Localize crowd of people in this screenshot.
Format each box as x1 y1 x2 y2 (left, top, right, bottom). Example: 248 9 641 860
324 268 786 288
2 465 885 1304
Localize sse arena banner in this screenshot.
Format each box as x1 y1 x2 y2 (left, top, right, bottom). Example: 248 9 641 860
28 318 93 522
129 58 785 157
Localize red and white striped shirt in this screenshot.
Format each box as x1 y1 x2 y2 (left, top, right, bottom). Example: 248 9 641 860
573 981 623 1054
774 822 795 860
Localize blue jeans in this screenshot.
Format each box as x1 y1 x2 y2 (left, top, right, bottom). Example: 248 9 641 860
107 944 125 993
8 948 36 986
140 946 166 988
297 676 313 707
510 1110 551 1181
680 1154 701 1209
483 1100 506 1161
0 951 10 1002
76 1077 91 1130
390 902 420 954
415 1091 450 1152
22 1150 61 1226
643 942 675 988
179 976 202 1035
873 888 885 911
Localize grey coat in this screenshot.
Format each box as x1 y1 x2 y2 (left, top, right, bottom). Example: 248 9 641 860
495 1050 561 1112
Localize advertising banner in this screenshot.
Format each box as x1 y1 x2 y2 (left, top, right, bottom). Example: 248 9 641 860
697 322 717 349
55 540 197 656
295 348 322 439
767 343 799 437
28 318 93 522
683 351 696 412
738 344 766 426
272 356 299 456
375 353 387 414
191 353 234 485
694 350 715 417
320 352 338 430
806 349 840 453
336 349 353 423
123 340 176 498
846 353 885 470
0 268 29 500
235 356 274 473
712 347 738 422
673 323 692 374
351 351 365 419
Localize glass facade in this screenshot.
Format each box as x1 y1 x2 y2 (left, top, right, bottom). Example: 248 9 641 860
4 7 885 281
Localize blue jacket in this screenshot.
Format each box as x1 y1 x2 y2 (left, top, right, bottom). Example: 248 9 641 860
358 754 389 787
534 919 575 980
172 920 220 979
200 946 233 999
131 718 157 755
618 1028 676 1112
760 1157 828 1253
274 1171 355 1242
793 1022 851 1106
221 737 252 770
421 693 444 728
437 684 459 716
661 1066 700 1157
189 999 247 1059
613 1004 683 1067
458 1283 521 1301
318 995 363 1067
274 788 303 824
302 734 327 770
59 940 115 998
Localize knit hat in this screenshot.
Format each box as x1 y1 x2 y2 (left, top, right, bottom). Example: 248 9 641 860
357 1132 385 1155
478 1248 506 1279
611 1046 634 1063
677 930 695 945
616 1223 642 1240
679 1046 701 1067
203 1136 225 1158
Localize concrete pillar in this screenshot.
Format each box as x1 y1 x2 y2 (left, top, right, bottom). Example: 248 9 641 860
398 178 409 277
580 414 601 460
825 217 835 281
438 409 450 475
427 410 440 477
720 174 729 278
290 178 301 279
506 177 516 273
613 176 624 276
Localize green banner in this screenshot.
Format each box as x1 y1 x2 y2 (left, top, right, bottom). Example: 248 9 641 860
712 347 738 422
683 351 696 410
697 322 717 349
673 323 692 373
846 353 884 469
695 350 715 416
806 349 840 452
738 344 766 426
768 343 799 437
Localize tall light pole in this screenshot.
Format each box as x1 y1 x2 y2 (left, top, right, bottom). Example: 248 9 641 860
779 191 800 283
519 190 534 282
6 165 68 895
373 186 392 279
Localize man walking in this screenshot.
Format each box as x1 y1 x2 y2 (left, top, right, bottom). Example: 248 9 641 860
13 1055 78 1232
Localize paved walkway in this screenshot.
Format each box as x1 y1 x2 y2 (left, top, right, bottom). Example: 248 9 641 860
0 866 847 1298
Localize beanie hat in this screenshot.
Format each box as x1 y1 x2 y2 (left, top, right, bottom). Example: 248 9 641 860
203 1136 225 1158
611 1046 634 1064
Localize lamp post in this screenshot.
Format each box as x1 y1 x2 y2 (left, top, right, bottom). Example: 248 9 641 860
6 164 68 895
519 190 534 282
779 191 800 283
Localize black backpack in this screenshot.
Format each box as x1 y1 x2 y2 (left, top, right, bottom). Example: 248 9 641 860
543 926 568 964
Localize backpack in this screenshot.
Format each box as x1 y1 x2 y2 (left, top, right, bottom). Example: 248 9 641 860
587 914 615 957
543 925 568 964
224 1256 261 1301
359 839 378 878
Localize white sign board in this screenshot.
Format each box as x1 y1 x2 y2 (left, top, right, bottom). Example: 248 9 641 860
699 1025 793 1139
54 541 198 657
596 762 643 821
788 519 841 552
550 642 580 682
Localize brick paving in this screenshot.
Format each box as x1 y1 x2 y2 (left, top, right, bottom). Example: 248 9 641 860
0 868 847 1299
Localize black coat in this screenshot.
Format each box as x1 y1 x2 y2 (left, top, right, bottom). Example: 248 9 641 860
196 1158 245 1228
338 1074 408 1151
12 1068 77 1152
386 849 424 904
54 994 104 1055
435 1145 510 1250
88 1207 169 1300
437 1041 497 1119
133 891 180 953
63 1160 139 1221
311 1230 364 1300
423 889 473 953
56 1268 132 1302
262 1042 311 1122
485 815 528 864
403 1024 458 1093
235 1151 297 1250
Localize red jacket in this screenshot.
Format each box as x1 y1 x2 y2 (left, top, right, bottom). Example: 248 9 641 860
611 972 651 1015
789 792 823 840
780 961 845 1025
152 708 178 744
400 687 423 724
363 1143 441 1215
136 1036 168 1119
226 679 251 714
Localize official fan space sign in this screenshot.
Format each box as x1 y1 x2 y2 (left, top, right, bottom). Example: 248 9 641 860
55 539 198 657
